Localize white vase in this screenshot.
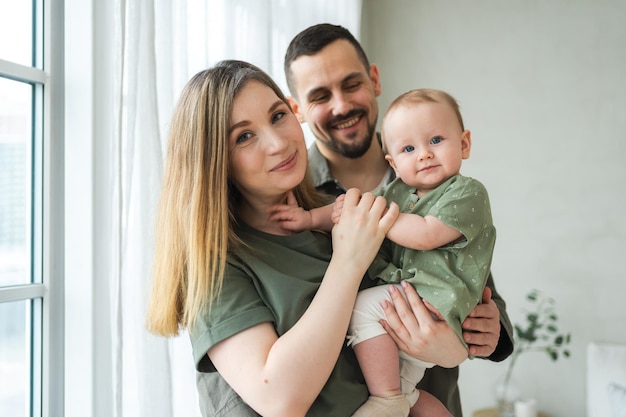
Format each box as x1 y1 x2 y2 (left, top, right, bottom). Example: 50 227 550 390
494 374 522 417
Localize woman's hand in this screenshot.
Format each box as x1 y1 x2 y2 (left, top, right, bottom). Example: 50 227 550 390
331 189 398 274
380 281 468 368
461 287 500 358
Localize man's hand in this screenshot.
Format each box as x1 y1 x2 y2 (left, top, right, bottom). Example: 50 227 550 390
380 281 468 368
462 286 500 357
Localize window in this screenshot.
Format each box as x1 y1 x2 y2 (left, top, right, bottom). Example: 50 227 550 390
0 0 63 416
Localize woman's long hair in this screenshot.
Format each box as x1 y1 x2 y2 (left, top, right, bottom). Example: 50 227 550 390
146 60 326 336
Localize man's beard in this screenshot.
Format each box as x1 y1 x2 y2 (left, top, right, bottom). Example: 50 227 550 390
324 111 377 159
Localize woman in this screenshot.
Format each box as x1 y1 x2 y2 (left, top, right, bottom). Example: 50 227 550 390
146 60 467 417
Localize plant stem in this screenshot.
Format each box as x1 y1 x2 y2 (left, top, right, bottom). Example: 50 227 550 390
502 349 520 390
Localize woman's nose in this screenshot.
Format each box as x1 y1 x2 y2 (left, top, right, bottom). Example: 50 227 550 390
265 129 289 153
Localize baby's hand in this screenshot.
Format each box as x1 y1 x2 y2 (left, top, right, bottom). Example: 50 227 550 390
331 194 346 224
268 191 312 232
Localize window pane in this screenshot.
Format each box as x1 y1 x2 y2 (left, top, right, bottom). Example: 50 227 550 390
0 0 33 66
0 300 31 417
0 78 32 287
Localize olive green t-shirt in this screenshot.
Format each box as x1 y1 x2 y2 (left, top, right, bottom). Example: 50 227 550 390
190 223 368 417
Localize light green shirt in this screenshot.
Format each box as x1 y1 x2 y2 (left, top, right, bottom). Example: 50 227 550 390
371 175 496 346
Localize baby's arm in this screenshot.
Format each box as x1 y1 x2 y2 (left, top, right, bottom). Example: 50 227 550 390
309 204 335 231
269 191 335 232
331 194 345 224
386 210 462 250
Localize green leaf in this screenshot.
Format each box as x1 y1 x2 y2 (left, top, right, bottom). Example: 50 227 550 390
510 290 572 374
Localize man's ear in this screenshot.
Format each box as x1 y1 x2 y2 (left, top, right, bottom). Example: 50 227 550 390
369 64 383 97
287 96 304 123
461 130 472 159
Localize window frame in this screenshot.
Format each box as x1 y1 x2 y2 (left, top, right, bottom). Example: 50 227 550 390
0 0 64 415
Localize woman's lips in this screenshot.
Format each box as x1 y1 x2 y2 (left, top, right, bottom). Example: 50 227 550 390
271 152 297 172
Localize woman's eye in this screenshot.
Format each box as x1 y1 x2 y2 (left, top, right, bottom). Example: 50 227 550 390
402 145 415 153
430 136 443 145
236 132 253 144
272 111 287 123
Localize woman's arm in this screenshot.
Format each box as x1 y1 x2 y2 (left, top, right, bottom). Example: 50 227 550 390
209 190 398 417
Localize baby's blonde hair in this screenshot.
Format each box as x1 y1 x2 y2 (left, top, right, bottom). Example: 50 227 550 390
381 88 464 152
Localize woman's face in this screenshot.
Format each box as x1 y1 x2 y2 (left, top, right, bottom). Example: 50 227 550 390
228 80 307 204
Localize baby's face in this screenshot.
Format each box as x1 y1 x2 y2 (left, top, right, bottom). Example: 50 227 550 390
382 102 471 196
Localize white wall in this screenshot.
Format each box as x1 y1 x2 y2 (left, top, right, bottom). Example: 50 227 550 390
362 1 626 416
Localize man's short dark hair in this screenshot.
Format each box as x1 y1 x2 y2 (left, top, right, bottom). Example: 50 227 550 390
284 23 371 97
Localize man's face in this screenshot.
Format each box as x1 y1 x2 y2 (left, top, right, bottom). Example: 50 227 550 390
288 40 382 159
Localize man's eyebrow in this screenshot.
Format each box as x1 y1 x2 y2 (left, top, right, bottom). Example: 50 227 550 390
342 72 365 83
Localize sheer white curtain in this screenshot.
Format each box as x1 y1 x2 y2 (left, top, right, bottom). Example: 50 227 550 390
103 1 362 417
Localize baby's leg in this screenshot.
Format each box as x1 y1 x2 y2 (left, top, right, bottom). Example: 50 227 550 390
354 333 402 397
409 390 453 417
350 286 410 417
399 352 429 407
352 395 410 417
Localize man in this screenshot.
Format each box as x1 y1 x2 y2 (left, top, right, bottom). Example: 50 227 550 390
284 23 514 416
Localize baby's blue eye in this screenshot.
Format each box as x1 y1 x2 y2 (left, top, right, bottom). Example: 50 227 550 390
402 145 415 153
430 136 443 145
